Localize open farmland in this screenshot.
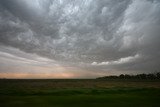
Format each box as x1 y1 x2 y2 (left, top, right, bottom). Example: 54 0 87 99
0 79 160 107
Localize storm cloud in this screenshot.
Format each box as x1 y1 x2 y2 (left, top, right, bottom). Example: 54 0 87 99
0 0 160 78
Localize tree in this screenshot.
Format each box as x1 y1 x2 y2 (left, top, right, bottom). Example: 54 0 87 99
156 72 160 79
138 74 147 79
147 74 156 79
119 74 124 79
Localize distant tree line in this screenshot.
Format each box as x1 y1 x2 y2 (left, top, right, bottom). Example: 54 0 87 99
97 72 160 80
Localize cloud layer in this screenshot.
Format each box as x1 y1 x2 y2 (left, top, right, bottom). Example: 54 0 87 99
0 0 160 78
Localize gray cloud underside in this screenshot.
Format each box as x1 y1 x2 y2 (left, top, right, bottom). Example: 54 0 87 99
0 0 160 74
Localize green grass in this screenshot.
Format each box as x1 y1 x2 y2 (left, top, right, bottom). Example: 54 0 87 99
0 79 160 107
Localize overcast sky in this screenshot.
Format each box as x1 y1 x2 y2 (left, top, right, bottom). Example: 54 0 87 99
0 0 160 78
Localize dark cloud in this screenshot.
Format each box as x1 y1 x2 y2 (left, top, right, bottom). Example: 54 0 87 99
0 0 160 77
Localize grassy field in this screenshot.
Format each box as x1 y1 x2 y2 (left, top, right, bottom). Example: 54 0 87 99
0 79 160 107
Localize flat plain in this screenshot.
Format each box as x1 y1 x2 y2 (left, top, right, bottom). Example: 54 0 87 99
0 79 160 107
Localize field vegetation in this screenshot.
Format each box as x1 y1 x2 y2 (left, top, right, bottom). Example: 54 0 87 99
0 78 160 107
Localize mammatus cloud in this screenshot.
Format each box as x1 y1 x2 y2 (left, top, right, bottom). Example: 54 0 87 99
0 0 160 78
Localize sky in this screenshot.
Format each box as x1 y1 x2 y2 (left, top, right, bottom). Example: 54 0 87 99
0 0 160 78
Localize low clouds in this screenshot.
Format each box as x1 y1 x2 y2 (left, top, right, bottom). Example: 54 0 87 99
0 0 160 78
91 54 140 66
